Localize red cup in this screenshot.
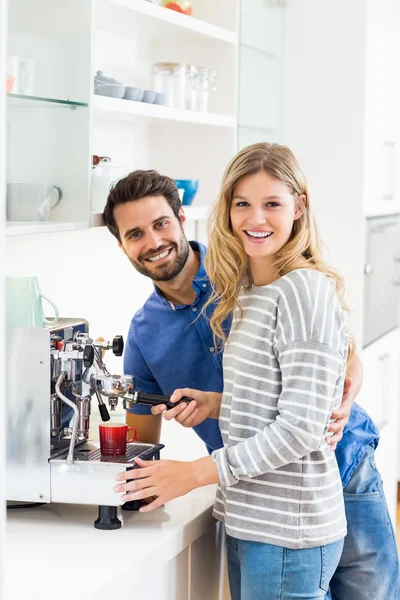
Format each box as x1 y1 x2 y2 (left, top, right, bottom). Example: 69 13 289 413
99 422 138 456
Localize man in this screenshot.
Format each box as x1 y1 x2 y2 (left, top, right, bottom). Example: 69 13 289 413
103 169 399 600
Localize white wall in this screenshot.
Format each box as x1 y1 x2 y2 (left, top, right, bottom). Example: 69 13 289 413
5 220 208 462
282 0 366 345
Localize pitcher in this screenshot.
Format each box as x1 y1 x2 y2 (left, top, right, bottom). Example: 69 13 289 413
6 276 59 328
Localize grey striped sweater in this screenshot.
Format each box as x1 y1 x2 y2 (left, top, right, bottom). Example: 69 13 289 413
212 268 348 549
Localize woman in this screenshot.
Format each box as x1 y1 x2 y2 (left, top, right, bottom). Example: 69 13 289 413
114 143 352 599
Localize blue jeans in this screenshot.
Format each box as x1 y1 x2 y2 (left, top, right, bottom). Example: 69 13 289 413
326 444 400 600
227 535 344 600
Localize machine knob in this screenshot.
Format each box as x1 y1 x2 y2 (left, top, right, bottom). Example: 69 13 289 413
112 335 124 356
83 345 95 368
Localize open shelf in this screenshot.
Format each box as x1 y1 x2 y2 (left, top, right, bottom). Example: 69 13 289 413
93 95 235 127
100 0 237 44
7 94 88 108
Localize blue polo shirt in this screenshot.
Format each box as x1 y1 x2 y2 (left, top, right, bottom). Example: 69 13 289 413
124 241 379 484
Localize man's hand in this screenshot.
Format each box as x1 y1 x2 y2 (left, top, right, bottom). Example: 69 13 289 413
327 377 353 451
150 389 221 428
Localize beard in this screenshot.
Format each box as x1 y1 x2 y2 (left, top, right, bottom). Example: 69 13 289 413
128 229 190 282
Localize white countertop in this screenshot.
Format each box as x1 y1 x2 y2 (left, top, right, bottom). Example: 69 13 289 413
5 486 218 600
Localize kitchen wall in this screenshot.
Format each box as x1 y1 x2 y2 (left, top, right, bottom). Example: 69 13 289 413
282 0 366 345
5 220 209 461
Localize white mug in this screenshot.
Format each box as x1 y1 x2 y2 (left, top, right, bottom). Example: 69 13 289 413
7 183 63 222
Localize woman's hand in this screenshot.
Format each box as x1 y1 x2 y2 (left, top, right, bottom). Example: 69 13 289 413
150 389 222 428
114 455 219 512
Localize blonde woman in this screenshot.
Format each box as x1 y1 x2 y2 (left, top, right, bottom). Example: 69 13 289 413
114 143 352 598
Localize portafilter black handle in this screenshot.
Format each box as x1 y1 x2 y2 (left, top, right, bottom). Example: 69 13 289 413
135 391 193 410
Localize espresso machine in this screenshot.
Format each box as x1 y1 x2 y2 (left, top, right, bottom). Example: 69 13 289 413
6 318 188 530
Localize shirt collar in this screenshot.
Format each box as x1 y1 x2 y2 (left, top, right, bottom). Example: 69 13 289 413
153 240 209 309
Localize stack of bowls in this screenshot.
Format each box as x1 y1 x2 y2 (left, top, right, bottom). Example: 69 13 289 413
94 70 166 104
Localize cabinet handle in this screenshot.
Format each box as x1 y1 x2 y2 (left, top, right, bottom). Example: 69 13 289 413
393 277 400 287
364 263 374 276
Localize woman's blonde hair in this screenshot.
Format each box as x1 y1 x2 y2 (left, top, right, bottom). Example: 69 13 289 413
204 142 355 360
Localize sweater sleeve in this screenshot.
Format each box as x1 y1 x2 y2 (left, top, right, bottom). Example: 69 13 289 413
212 271 348 487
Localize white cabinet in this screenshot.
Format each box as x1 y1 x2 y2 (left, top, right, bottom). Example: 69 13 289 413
364 0 400 218
128 522 230 600
357 328 400 523
237 0 284 149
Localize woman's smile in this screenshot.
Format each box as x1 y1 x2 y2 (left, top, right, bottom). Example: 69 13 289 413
243 229 273 243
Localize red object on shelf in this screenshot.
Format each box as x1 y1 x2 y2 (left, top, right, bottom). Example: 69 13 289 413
163 2 192 16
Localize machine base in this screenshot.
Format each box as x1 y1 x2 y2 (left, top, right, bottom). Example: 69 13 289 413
94 505 121 530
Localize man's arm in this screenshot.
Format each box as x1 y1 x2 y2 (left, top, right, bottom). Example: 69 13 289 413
126 412 162 444
123 326 164 444
344 351 363 397
327 351 363 449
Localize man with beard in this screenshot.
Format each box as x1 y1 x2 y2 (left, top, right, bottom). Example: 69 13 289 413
103 169 399 600
103 169 223 450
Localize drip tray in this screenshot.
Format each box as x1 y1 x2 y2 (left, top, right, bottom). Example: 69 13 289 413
73 443 161 465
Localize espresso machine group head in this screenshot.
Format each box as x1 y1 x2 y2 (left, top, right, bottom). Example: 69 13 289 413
6 318 190 530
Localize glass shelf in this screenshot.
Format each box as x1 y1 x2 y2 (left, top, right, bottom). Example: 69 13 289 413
239 43 277 59
7 94 88 108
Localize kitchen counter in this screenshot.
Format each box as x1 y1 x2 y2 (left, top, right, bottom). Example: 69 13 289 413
6 485 228 600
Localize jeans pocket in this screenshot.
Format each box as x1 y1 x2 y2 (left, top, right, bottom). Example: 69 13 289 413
319 540 344 592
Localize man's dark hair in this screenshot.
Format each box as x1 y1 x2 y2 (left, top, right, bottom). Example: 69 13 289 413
103 169 181 242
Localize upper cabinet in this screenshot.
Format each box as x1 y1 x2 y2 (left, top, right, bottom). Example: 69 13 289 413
6 0 92 235
237 0 284 150
4 0 288 236
363 0 400 218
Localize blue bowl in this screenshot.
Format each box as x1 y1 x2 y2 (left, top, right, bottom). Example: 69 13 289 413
175 179 199 206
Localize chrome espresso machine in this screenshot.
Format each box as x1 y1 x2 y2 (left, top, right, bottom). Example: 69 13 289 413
6 318 188 530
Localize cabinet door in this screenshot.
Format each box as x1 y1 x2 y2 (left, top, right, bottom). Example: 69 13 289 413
190 522 229 600
6 0 92 235
358 329 400 523
237 0 284 149
364 0 400 217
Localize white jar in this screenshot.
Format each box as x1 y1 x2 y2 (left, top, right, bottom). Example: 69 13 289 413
152 62 187 109
185 65 199 110
197 68 217 112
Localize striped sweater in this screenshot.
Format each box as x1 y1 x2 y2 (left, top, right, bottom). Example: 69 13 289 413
212 268 348 549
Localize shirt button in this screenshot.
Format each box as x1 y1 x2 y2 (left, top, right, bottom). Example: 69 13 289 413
202 283 207 288
192 307 198 312
209 347 215 353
